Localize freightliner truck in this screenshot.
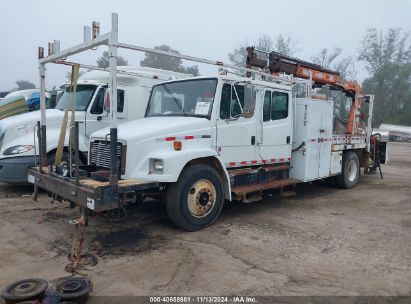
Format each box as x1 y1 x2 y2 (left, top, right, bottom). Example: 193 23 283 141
28 14 386 231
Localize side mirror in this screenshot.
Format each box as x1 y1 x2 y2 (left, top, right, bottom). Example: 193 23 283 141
103 90 110 113
243 84 255 118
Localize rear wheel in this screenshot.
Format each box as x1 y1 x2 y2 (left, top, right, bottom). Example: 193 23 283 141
336 151 360 189
166 165 224 231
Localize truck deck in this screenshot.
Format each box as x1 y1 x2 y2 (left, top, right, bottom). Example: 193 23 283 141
28 167 158 212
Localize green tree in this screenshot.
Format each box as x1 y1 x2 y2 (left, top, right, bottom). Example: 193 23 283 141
140 45 199 76
15 80 36 90
96 51 129 69
359 28 411 126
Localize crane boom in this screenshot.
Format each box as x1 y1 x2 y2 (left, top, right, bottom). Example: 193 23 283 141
246 47 363 134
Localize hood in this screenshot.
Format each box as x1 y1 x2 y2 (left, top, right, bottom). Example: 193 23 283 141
0 109 66 129
91 116 212 142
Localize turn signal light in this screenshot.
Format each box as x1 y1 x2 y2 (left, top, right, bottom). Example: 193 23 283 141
174 141 182 151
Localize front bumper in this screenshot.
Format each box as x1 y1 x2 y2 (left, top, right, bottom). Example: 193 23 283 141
28 167 160 212
0 156 37 184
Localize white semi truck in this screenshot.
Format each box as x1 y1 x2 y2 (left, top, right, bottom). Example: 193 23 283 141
0 66 189 183
29 14 386 231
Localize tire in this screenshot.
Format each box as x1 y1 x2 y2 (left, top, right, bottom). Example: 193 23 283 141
166 165 224 231
335 151 360 189
1 278 48 302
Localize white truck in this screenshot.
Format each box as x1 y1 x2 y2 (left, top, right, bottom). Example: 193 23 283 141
29 13 385 232
0 66 189 183
86 73 380 231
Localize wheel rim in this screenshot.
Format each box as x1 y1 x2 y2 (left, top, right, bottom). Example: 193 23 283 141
347 159 358 182
187 179 216 218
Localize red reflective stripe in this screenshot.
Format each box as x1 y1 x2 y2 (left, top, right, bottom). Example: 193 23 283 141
184 135 194 140
271 159 276 163
240 161 247 165
280 158 284 161
228 162 236 167
262 160 267 164
165 137 176 141
251 160 258 164
288 157 291 160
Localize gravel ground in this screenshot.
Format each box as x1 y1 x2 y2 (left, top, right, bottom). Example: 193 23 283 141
0 142 410 297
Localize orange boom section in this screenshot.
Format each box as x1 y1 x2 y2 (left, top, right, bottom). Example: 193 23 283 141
246 47 363 134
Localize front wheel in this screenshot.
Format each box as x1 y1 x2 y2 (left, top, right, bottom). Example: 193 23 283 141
335 151 360 189
166 165 224 231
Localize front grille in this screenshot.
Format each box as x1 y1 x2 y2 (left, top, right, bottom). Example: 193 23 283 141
90 141 125 174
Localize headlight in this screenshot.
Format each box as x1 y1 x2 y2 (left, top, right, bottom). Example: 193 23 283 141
3 145 34 155
150 159 164 173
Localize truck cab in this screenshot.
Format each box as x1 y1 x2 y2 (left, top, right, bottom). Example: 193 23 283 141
0 67 190 183
89 75 295 230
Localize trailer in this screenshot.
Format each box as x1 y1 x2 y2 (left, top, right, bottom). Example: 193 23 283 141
28 13 386 231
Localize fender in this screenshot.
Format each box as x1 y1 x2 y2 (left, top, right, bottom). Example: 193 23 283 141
129 147 232 200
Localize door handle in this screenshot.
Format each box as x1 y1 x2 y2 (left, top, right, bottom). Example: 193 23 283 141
251 136 256 145
286 136 290 144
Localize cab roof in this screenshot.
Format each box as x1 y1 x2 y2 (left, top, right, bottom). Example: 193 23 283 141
154 74 293 92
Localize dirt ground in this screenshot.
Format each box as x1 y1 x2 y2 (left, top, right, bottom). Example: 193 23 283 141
0 142 410 297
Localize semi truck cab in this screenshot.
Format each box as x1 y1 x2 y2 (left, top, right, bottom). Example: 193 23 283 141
0 67 189 183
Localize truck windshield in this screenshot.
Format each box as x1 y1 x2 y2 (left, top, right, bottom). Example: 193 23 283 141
55 85 97 111
146 79 217 119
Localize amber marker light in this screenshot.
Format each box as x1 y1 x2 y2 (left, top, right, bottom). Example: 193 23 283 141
174 141 182 151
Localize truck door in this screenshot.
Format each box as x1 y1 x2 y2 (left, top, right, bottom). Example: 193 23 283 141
85 87 126 139
258 90 292 163
216 83 258 167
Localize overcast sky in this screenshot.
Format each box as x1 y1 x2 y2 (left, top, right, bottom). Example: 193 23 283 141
0 0 410 91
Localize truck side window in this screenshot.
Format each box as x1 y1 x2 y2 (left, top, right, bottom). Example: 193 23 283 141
90 88 104 114
220 84 231 119
220 84 245 119
263 91 271 122
231 85 244 117
271 91 288 120
117 90 124 113
90 89 124 114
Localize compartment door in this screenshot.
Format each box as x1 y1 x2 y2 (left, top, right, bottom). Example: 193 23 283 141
318 101 333 178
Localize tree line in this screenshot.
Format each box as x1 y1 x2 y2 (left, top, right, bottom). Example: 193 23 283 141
13 28 410 127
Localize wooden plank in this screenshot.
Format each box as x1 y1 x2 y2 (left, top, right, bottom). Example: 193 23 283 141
232 178 299 196
79 178 156 189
